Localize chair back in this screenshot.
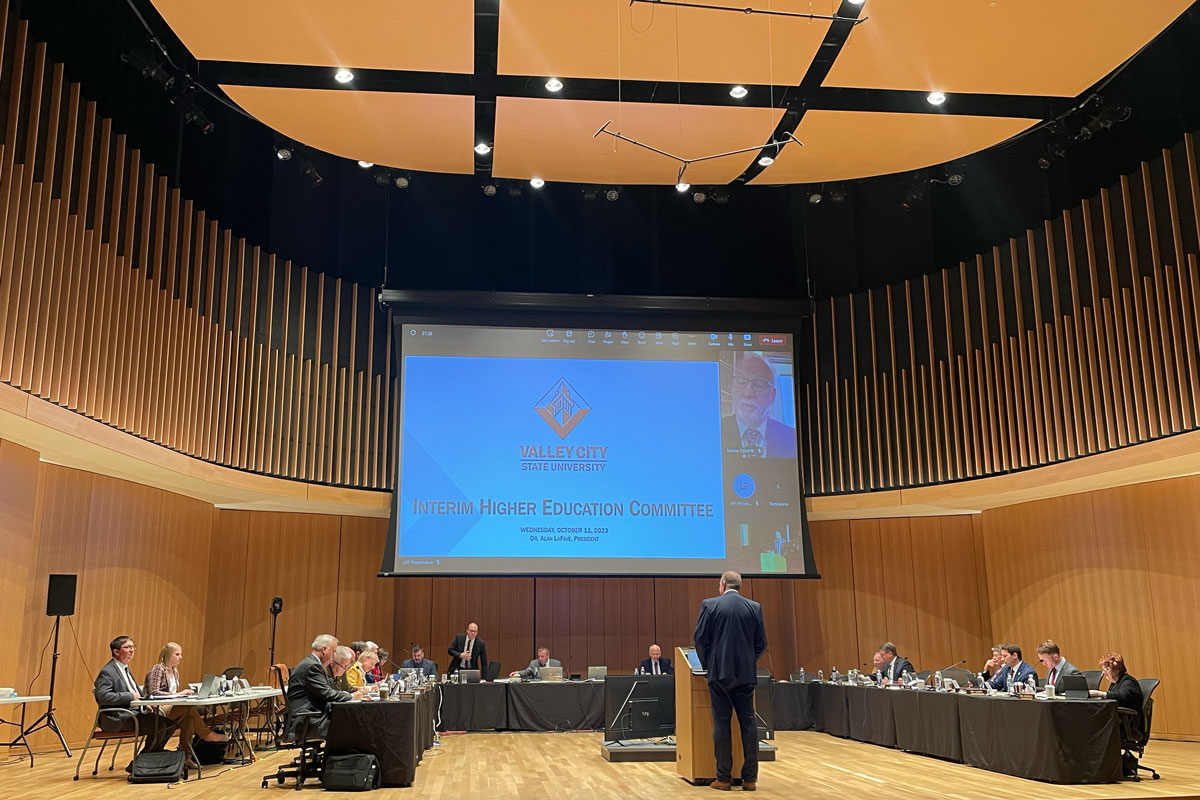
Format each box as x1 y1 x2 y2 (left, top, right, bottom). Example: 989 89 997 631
942 667 974 687
485 661 501 681
1137 678 1159 747
914 670 931 683
1081 669 1103 691
271 663 290 690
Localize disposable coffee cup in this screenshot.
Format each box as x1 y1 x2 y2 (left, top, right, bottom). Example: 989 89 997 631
379 685 391 701
1045 684 1056 698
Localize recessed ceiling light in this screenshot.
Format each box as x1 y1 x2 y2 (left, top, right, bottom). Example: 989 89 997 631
530 176 545 188
675 182 690 192
729 85 748 99
927 90 947 106
808 192 823 204
848 0 866 5
357 160 373 168
545 78 563 92
482 183 498 197
334 68 355 84
394 175 410 189
758 155 774 167
275 147 292 161
605 188 620 202
474 143 492 156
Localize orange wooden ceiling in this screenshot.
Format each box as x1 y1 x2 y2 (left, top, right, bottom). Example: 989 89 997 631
825 0 1197 97
150 0 1193 186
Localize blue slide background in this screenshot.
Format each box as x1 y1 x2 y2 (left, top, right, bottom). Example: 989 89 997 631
397 356 725 559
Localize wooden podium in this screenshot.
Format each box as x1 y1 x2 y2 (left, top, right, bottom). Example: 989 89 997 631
674 646 749 784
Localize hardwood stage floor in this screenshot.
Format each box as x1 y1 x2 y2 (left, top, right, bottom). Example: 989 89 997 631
5 732 1200 799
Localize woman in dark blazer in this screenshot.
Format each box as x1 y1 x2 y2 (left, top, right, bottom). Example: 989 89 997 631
1090 652 1145 739
144 642 228 767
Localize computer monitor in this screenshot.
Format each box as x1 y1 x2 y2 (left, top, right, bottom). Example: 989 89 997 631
1060 673 1090 699
587 666 608 680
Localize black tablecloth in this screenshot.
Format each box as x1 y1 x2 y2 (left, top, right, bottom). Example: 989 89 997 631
814 683 852 738
888 686 962 761
437 682 509 731
326 689 436 787
958 693 1120 783
771 681 816 731
506 681 605 731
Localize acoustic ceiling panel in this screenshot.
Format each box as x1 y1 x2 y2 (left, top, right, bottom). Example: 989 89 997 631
824 0 1195 97
150 0 475 73
221 86 476 174
498 0 831 86
750 110 1036 184
493 97 785 184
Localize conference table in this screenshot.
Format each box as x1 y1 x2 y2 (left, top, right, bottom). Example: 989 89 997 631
0 694 52 767
132 686 281 778
438 679 607 732
327 688 437 787
771 681 1122 783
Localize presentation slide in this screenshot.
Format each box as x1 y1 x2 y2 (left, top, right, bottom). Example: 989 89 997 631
385 324 811 576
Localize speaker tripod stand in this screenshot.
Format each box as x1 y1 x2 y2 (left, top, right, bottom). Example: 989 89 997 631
20 615 72 757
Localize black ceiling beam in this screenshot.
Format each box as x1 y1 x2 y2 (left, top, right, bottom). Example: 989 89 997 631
474 0 499 177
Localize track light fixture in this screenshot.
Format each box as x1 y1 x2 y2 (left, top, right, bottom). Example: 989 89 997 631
275 145 293 161
334 68 355 84
482 182 498 197
629 0 867 25
121 45 175 90
298 157 323 187
711 188 730 205
604 187 621 202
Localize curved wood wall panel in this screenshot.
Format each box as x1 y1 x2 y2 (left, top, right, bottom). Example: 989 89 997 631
0 13 395 492
803 133 1200 494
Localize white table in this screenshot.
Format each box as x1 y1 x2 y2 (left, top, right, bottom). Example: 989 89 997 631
133 687 281 778
0 695 52 767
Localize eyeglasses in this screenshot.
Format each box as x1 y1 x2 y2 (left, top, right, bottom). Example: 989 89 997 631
731 376 772 393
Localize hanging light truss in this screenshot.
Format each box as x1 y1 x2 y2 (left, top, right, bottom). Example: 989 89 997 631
628 0 868 26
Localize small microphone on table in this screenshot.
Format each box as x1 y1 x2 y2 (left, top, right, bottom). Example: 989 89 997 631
936 659 967 672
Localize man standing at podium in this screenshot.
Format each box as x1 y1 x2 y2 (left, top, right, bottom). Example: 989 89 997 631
693 570 767 791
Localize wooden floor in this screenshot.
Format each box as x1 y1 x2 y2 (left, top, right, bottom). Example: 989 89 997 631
4 732 1200 799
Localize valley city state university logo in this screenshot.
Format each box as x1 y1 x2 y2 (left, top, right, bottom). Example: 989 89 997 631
535 377 591 439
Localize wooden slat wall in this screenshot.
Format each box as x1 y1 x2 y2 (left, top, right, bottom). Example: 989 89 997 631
0 10 392 491
803 133 1200 494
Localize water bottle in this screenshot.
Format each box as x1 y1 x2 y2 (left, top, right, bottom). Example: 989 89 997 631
831 666 840 683
876 670 883 686
817 669 824 682
934 670 943 691
1026 675 1036 695
798 667 805 683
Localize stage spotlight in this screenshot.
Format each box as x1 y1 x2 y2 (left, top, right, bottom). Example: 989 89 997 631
730 85 749 99
482 182 498 197
121 47 175 90
182 104 214 134
605 187 620 202
676 181 690 192
692 189 708 204
926 91 947 106
900 185 926 212
530 176 545 189
474 143 492 156
334 68 355 84
394 174 411 189
808 191 822 205
545 77 564 92
358 160 373 168
275 146 293 161
758 155 775 167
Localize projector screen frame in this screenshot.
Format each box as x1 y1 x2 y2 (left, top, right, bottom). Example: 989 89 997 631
377 290 818 579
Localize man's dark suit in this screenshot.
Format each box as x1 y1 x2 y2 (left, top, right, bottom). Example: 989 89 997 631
986 660 1038 690
92 659 176 752
639 656 673 675
447 633 488 674
401 657 438 678
1044 658 1083 689
694 589 767 784
285 653 353 740
721 416 798 459
882 655 914 683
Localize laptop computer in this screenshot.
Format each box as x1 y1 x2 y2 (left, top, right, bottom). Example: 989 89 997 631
195 674 221 699
1059 673 1090 700
459 669 482 684
538 666 563 682
587 666 608 680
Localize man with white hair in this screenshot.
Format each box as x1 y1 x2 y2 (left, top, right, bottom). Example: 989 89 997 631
720 353 797 458
285 635 364 740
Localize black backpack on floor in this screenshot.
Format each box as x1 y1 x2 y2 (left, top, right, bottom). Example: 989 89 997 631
322 753 381 791
129 749 187 783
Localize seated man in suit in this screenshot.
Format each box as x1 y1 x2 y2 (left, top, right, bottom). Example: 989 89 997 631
985 643 1037 690
720 353 797 459
1036 639 1083 690
92 636 177 758
639 644 673 675
980 644 1003 684
511 646 562 678
448 622 488 675
878 642 914 684
401 645 438 679
286 636 364 740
